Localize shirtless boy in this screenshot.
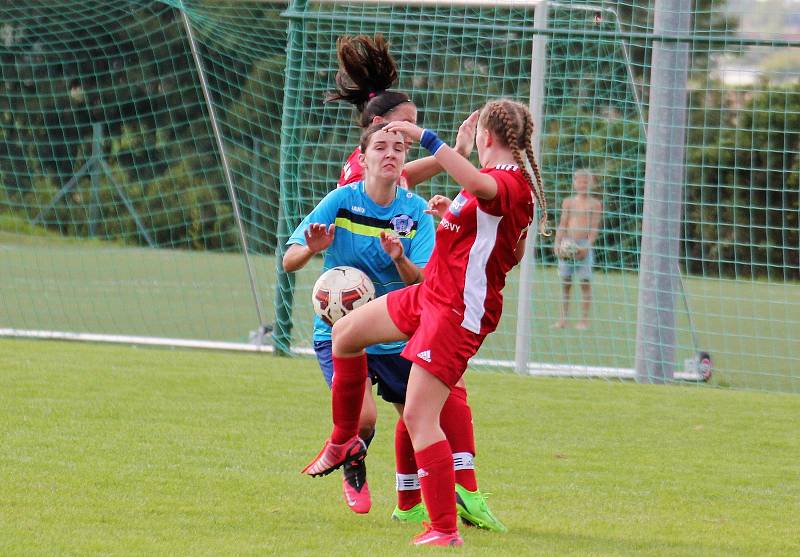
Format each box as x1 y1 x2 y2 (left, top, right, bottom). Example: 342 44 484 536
553 169 603 330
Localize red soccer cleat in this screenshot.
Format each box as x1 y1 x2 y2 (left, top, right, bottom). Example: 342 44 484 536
342 458 371 514
301 436 366 477
411 523 464 547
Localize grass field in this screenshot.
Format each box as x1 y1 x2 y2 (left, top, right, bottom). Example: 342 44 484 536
2 230 798 391
1 338 799 556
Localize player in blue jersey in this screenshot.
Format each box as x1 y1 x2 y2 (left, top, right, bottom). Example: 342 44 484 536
283 123 434 515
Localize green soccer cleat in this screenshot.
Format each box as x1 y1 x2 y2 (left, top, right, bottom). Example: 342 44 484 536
455 484 508 533
391 502 430 523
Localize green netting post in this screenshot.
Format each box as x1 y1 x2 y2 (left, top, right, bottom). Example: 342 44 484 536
89 123 102 238
634 0 691 383
272 0 309 356
249 139 262 246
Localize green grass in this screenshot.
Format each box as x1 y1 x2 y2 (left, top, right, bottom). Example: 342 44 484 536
1 338 799 556
1 226 798 391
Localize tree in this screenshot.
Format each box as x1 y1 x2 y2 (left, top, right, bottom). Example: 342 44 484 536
684 83 800 280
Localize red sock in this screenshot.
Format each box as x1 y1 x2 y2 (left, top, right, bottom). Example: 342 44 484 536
415 440 457 534
394 418 421 511
440 386 478 491
330 354 367 444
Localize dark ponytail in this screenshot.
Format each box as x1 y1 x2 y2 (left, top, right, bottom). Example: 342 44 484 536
326 34 412 128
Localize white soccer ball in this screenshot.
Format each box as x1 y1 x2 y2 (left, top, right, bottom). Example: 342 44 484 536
312 266 375 326
559 238 578 259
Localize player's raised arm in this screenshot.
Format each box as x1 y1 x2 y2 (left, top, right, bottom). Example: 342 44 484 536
401 114 476 187
385 111 498 200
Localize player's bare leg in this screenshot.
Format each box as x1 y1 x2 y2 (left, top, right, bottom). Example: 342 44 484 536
358 385 377 442
403 365 449 451
303 296 407 477
404 364 463 546
332 295 408 358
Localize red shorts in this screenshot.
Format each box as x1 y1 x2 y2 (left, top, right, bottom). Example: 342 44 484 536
386 283 486 387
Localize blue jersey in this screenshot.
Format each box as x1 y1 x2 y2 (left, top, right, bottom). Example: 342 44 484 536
288 181 435 354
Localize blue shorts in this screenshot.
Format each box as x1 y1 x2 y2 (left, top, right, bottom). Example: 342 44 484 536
313 340 410 404
558 240 594 281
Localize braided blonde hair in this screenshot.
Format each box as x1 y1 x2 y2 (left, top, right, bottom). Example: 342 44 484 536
478 99 550 235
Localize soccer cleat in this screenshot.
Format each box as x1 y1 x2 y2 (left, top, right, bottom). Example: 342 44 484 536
411 523 463 547
455 484 508 533
302 436 366 477
342 458 371 513
391 502 429 523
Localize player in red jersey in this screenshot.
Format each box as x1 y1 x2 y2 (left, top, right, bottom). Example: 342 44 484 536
302 99 548 547
317 34 505 530
329 34 473 189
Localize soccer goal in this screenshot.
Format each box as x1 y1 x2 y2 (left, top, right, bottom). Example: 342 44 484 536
1 0 797 392
274 0 711 381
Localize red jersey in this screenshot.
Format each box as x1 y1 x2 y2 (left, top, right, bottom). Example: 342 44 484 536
421 165 534 335
337 146 409 188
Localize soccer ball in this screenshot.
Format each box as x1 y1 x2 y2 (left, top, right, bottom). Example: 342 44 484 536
312 266 375 326
559 238 578 259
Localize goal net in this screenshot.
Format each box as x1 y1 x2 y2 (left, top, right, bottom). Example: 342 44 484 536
1 0 798 392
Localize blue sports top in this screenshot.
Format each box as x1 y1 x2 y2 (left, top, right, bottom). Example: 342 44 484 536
287 181 435 354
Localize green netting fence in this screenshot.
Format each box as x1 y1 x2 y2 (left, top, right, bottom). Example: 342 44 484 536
0 0 797 393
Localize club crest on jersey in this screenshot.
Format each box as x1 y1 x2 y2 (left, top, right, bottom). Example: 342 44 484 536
449 193 468 216
390 214 414 237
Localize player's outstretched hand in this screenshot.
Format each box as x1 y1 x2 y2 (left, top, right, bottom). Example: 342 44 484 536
380 230 404 261
304 223 335 254
454 110 479 158
383 121 424 142
425 195 452 218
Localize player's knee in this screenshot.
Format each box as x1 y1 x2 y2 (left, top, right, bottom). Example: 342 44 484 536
402 405 433 440
331 313 362 353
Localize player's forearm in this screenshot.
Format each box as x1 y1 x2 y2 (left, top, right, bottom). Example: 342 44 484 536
393 255 424 285
403 157 441 188
405 139 472 188
432 145 496 199
282 244 315 272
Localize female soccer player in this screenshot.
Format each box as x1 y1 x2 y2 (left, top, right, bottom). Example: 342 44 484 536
302 99 548 547
284 123 431 515
328 34 473 189
296 33 506 530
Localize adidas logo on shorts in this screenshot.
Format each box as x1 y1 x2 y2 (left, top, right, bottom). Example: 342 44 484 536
416 350 432 363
